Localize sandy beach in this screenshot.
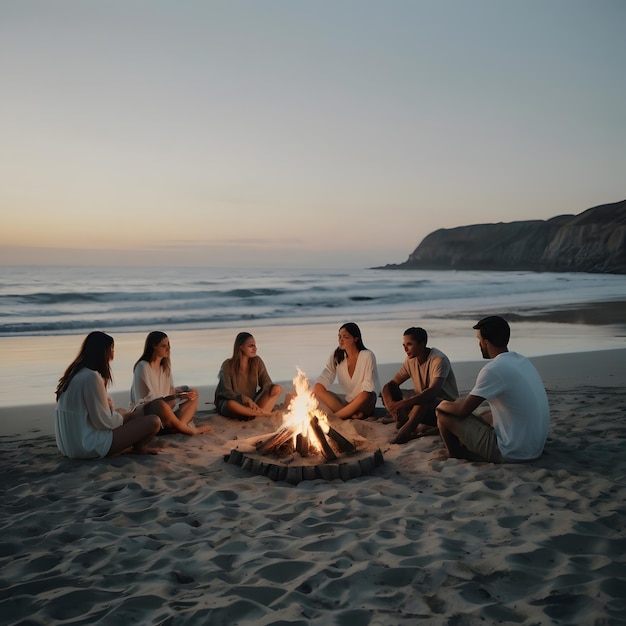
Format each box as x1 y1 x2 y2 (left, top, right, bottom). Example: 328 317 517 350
1 349 625 625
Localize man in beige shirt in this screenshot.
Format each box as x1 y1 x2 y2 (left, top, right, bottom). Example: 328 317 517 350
382 327 459 444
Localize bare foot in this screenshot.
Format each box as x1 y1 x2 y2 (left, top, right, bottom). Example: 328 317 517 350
391 431 419 445
416 425 439 438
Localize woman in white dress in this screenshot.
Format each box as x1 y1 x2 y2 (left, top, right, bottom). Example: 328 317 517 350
313 322 380 420
55 331 161 459
131 331 211 436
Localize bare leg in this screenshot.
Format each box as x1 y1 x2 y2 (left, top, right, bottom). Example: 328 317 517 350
256 384 283 413
392 404 437 444
325 391 376 420
345 391 377 420
381 381 402 419
145 398 180 431
108 414 161 456
395 407 411 429
145 398 211 435
313 385 345 418
176 393 199 426
382 381 410 427
221 399 266 420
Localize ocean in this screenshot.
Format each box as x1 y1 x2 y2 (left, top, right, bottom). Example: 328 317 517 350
1 265 625 407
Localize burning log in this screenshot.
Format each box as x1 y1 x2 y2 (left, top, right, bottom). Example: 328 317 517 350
310 416 337 462
255 416 357 461
296 433 310 457
326 426 356 454
256 426 296 455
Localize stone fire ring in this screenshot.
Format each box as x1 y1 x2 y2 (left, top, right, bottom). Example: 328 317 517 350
225 446 384 485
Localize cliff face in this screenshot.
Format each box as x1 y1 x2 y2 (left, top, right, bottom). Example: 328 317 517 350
386 200 626 274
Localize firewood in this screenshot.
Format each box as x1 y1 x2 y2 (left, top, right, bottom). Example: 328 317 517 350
250 458 266 476
286 466 303 485
319 464 340 480
310 417 337 462
302 466 317 481
326 426 356 454
266 464 277 481
359 456 375 474
226 449 243 465
374 448 384 467
256 426 296 454
339 463 351 481
348 460 363 479
296 433 310 457
226 446 384 483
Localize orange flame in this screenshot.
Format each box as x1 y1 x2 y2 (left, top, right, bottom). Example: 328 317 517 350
282 368 329 449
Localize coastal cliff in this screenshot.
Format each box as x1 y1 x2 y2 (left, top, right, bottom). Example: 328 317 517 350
382 200 626 274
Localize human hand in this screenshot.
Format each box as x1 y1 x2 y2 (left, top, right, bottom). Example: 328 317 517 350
186 389 199 401
242 396 256 408
194 424 213 435
385 400 401 419
119 406 143 421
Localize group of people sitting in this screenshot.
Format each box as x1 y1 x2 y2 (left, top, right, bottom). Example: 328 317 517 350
55 316 550 466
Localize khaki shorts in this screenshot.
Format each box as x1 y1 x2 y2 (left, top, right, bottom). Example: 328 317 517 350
453 413 504 463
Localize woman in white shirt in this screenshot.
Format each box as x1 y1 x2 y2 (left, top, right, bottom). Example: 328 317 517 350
314 322 380 420
131 331 211 436
55 331 161 459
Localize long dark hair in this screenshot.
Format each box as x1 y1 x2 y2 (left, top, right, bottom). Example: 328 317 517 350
334 322 366 365
55 331 114 400
134 331 171 375
231 331 255 373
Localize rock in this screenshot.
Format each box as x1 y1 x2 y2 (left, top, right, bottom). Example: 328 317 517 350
380 200 626 274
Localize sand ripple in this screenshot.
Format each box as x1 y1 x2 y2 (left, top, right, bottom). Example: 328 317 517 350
1 385 625 624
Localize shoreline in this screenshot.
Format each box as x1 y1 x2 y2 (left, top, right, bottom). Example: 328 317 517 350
2 348 624 440
2 297 625 410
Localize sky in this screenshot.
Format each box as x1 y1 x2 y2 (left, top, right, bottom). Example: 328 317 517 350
1 1 625 269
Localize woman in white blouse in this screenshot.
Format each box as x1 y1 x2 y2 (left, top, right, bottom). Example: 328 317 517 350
313 322 380 420
55 332 161 459
131 331 211 436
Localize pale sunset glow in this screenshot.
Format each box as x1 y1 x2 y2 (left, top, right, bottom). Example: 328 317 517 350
1 1 624 268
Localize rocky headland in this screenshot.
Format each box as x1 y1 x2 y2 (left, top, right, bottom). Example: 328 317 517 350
381 199 626 274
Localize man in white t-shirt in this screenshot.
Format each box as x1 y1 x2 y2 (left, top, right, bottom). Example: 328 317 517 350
382 327 459 444
436 316 549 463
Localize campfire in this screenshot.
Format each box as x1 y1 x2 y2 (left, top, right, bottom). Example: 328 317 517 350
256 369 357 461
225 368 384 484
